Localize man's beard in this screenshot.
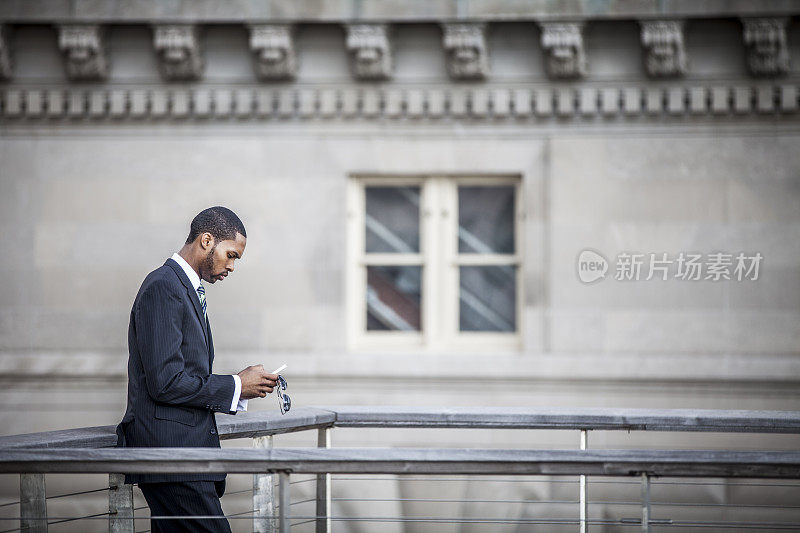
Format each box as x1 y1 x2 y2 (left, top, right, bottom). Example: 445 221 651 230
201 245 216 282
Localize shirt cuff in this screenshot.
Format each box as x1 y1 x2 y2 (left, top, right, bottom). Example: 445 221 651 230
231 374 242 413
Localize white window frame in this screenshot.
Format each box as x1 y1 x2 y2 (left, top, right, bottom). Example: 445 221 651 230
347 174 523 353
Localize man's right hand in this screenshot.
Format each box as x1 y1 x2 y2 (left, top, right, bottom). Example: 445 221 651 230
238 365 278 399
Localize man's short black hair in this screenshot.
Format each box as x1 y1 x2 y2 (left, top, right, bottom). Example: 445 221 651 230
185 206 247 245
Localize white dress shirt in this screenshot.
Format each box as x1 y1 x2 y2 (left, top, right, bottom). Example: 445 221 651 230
171 253 247 413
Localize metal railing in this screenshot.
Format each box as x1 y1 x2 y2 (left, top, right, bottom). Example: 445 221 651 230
0 406 799 532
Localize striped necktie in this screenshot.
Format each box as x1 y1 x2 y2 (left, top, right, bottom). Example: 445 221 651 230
196 285 207 317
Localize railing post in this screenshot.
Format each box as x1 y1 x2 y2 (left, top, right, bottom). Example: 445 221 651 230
278 471 291 533
20 473 47 533
316 427 332 533
253 436 277 533
641 473 651 533
579 429 588 533
108 473 134 533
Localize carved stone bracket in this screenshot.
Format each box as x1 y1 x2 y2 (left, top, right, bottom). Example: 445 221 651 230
442 23 488 80
540 22 586 79
345 24 392 80
58 25 108 81
0 25 11 81
249 24 296 81
640 20 687 78
742 18 789 77
153 25 203 81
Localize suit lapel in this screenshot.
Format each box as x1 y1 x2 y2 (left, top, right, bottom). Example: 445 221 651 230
165 259 209 348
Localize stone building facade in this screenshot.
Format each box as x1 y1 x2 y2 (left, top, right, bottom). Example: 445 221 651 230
1 1 799 530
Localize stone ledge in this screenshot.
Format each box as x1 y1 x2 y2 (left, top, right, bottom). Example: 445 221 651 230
1 351 798 383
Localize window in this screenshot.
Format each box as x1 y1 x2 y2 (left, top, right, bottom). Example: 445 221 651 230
347 176 522 351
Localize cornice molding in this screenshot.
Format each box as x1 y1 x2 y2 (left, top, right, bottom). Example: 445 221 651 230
0 0 796 23
0 18 794 83
1 82 797 122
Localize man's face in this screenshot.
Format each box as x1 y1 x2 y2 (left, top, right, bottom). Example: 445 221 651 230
199 232 246 284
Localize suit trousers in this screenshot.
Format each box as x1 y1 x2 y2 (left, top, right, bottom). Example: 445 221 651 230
139 480 232 533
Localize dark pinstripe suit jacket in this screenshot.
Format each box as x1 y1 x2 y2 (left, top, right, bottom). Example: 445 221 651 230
116 258 236 484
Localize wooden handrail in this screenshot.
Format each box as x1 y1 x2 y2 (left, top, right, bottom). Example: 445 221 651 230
1 448 800 478
1 406 799 450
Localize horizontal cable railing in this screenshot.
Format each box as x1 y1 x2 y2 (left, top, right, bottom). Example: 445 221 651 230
0 407 799 532
1 453 799 531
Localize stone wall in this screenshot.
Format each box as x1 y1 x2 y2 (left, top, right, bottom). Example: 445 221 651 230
0 0 798 446
2 6 800 532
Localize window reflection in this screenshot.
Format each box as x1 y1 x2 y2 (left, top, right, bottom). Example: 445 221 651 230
366 186 421 253
458 186 515 254
459 265 516 332
367 265 422 331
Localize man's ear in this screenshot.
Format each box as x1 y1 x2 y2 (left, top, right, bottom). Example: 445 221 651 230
200 232 215 251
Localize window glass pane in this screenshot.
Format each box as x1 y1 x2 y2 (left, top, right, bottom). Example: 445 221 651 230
367 265 422 331
458 186 515 254
459 266 516 332
366 186 420 253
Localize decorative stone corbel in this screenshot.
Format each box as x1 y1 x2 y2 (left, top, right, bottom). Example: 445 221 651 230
345 24 392 80
640 20 687 78
742 18 789 77
0 25 12 81
442 23 488 80
58 25 108 81
153 25 203 81
249 24 296 81
540 22 586 79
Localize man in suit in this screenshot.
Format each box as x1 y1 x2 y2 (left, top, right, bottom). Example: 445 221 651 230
116 206 278 532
